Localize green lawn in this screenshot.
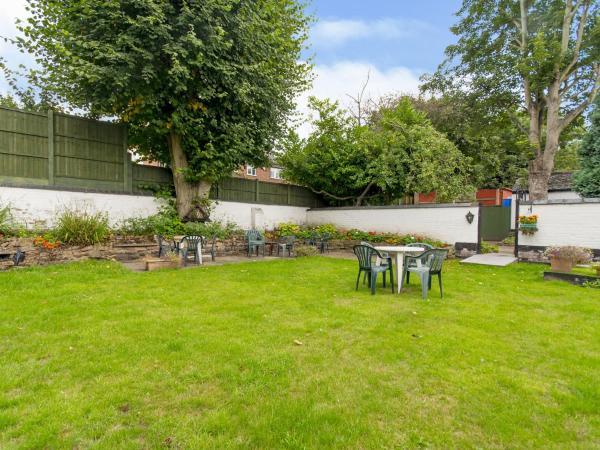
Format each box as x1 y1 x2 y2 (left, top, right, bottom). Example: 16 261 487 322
1 258 599 449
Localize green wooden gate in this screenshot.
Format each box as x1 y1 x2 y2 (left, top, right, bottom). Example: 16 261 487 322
480 206 511 241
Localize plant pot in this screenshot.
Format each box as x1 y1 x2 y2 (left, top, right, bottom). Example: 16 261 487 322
146 259 179 271
550 256 573 273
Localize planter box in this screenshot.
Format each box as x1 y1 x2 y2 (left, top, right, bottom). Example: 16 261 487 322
550 256 574 273
519 223 538 234
544 271 599 286
145 259 179 271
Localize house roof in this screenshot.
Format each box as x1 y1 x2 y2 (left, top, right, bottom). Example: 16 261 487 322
513 172 573 192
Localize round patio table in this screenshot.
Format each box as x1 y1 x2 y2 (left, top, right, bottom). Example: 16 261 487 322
374 246 425 294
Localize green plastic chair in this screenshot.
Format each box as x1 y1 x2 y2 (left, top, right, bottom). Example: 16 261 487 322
245 229 265 257
353 245 394 295
180 235 203 266
277 236 296 257
401 249 448 299
404 242 434 282
156 235 175 258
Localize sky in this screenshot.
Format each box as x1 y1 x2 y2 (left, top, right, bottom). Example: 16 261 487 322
0 0 462 134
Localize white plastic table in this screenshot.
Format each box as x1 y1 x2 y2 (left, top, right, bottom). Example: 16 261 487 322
374 246 425 294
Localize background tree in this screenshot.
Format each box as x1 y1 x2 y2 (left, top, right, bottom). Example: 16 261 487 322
423 0 600 200
279 98 473 206
573 99 600 197
17 0 311 220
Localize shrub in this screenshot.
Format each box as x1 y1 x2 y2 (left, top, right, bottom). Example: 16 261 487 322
294 245 318 257
277 222 302 236
0 203 13 237
52 208 111 245
480 242 499 254
543 246 592 264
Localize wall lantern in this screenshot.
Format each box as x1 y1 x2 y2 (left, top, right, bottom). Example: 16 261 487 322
465 211 475 224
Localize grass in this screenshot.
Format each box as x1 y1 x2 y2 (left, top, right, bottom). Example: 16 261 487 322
1 257 599 448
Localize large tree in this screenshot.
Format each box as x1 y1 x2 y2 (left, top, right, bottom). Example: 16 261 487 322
279 97 473 206
424 0 600 200
573 98 600 196
16 0 311 220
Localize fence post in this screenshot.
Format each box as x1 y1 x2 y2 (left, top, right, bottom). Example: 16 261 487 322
47 110 54 186
123 128 132 193
255 179 260 203
287 185 291 205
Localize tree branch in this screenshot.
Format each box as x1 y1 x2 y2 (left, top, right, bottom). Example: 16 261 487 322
356 181 376 206
560 63 600 131
560 0 590 83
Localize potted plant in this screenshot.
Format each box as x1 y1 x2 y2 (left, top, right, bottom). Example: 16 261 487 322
518 215 539 235
543 246 592 273
145 250 181 271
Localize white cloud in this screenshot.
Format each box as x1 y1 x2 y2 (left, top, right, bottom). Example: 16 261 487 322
312 18 433 48
294 61 421 137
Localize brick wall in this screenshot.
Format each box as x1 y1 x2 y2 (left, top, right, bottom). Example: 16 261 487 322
235 165 287 184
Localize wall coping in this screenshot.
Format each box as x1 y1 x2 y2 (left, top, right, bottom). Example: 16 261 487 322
522 198 600 205
309 202 478 211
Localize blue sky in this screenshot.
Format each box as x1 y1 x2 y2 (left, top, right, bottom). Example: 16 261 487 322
0 0 462 132
306 0 461 72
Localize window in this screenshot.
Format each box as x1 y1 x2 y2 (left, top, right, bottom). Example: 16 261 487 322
270 168 283 180
246 165 256 176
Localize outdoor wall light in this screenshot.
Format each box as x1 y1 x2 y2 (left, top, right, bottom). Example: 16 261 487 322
465 211 475 224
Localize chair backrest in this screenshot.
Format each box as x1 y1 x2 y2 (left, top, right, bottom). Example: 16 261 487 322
181 235 202 250
353 244 381 269
280 235 296 244
408 242 434 250
246 229 263 241
420 249 448 273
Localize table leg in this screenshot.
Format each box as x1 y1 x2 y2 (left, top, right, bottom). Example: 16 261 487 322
396 252 404 294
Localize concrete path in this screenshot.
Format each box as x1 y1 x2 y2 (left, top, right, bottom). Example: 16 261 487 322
460 253 517 267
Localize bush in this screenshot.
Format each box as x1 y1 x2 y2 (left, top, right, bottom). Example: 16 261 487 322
294 245 319 257
52 208 111 245
480 242 499 254
0 203 13 237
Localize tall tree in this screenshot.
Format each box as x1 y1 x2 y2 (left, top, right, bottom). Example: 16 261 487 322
573 98 600 196
424 0 600 200
279 98 473 205
16 0 311 220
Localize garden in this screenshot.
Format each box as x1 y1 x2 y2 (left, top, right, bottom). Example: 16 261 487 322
1 257 600 448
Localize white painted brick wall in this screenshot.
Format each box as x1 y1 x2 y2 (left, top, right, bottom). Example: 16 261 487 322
307 204 479 244
0 186 308 229
519 201 600 249
212 201 307 230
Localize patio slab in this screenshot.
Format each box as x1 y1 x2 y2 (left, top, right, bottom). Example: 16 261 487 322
460 253 517 267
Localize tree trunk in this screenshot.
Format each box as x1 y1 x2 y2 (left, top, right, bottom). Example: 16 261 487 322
167 131 212 221
528 156 551 201
528 83 561 201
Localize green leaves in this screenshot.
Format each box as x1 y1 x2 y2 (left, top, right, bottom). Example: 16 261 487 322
279 97 474 205
18 0 312 183
574 99 600 197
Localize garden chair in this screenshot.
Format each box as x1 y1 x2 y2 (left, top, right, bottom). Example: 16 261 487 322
353 244 394 295
180 235 203 266
277 236 296 257
203 235 217 262
360 241 392 284
246 229 265 257
404 242 434 283
401 249 448 300
156 235 175 258
318 233 331 254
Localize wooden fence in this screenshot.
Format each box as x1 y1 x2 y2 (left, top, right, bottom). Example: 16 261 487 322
0 106 323 207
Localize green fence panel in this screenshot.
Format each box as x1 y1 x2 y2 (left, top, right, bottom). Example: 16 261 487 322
0 106 322 206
